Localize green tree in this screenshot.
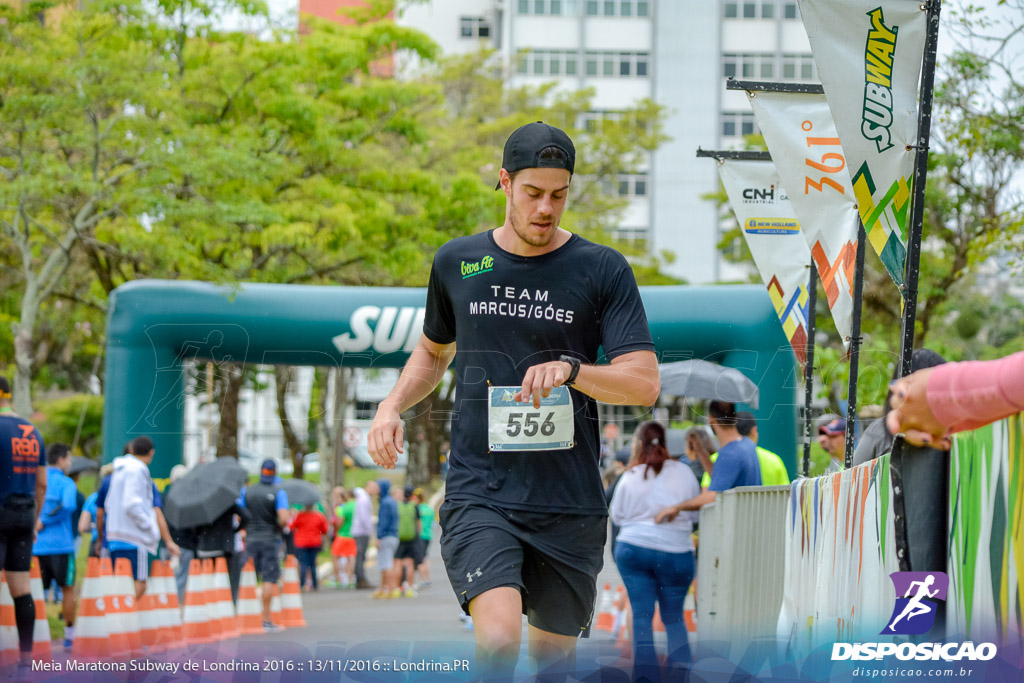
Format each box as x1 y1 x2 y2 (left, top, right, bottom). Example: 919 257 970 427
0 2 175 413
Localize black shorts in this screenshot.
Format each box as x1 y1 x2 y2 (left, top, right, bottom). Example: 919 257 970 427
438 501 606 638
395 540 419 560
0 495 36 573
246 539 282 584
37 553 75 588
413 538 428 566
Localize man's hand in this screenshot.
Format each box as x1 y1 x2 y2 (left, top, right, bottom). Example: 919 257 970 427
514 360 572 409
368 404 405 470
654 505 678 524
166 540 181 557
35 519 43 533
886 367 950 449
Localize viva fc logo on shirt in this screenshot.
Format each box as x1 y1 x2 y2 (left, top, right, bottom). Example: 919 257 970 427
882 571 948 635
461 255 494 279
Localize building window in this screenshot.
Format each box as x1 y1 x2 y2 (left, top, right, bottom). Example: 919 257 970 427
604 0 615 15
519 0 529 13
521 50 583 77
781 53 817 81
579 51 648 78
637 0 649 16
460 16 491 38
613 226 649 248
783 2 798 19
724 53 776 80
728 0 778 19
617 174 649 197
721 112 758 138
586 0 599 15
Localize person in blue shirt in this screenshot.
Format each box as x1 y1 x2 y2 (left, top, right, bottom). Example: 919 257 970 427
656 401 762 522
0 376 48 674
32 442 78 648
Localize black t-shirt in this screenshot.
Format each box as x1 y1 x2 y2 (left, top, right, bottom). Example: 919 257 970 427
423 230 654 514
0 414 46 506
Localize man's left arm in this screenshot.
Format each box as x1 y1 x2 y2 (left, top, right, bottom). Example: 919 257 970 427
655 489 717 523
516 350 660 408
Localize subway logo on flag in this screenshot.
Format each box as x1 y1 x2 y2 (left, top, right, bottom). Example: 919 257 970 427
744 218 800 235
862 7 898 153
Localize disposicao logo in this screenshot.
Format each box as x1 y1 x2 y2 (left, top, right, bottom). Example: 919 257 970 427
831 571 997 662
883 571 946 635
461 255 495 279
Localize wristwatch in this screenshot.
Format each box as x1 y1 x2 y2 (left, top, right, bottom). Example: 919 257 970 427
559 355 581 387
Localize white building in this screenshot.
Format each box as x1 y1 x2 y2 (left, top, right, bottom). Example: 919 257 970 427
391 0 816 283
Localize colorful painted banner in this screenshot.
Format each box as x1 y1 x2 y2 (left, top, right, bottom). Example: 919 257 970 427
748 91 858 344
948 413 1024 651
718 160 812 365
778 458 899 657
798 0 928 290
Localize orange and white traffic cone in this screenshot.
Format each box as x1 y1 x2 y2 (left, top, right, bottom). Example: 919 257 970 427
0 572 19 666
149 560 183 652
236 559 262 636
200 559 224 642
652 603 666 633
182 559 212 645
269 588 285 631
71 557 109 659
279 556 306 628
110 557 143 658
683 587 697 633
594 583 615 632
28 560 52 661
213 557 239 639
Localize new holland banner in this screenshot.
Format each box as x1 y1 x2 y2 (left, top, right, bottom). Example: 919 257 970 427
748 91 858 344
719 160 812 364
798 0 928 290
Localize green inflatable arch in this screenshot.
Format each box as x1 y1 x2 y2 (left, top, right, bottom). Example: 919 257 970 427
103 280 798 478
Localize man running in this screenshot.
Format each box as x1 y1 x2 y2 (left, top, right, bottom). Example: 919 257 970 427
368 122 660 678
0 376 47 678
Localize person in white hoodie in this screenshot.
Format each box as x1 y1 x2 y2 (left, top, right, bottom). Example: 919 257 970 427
105 436 160 598
610 421 700 683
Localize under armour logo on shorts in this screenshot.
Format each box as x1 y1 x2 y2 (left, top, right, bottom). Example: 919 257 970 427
466 568 483 583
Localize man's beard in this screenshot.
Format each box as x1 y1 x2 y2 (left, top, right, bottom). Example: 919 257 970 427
510 188 556 248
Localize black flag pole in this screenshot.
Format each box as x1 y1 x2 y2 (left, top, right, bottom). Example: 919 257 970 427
803 262 817 478
844 224 867 469
897 0 943 378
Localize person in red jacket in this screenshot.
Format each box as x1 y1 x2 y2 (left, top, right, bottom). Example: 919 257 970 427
289 504 328 592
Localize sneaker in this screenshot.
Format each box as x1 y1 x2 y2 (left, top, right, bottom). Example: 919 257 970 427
63 637 73 649
370 589 386 599
403 588 418 598
263 621 284 633
387 588 403 599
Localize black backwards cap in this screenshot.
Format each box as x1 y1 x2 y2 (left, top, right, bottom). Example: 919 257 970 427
496 122 576 189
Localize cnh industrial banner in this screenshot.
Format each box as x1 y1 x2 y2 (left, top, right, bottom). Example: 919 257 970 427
748 90 859 345
718 159 813 364
798 0 928 291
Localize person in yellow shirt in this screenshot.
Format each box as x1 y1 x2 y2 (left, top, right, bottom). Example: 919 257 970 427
736 412 790 486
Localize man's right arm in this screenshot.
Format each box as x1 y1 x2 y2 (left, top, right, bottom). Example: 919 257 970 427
368 334 456 469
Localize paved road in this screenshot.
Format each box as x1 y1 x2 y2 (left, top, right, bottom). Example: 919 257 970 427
219 524 636 681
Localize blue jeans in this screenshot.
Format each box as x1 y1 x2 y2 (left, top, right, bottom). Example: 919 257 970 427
295 547 320 590
613 541 695 683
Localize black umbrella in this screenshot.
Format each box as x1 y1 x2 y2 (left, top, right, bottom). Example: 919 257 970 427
659 359 760 409
665 428 687 459
280 478 320 507
69 456 100 476
162 457 247 528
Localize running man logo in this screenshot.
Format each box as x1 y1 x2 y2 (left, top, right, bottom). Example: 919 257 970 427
862 7 898 153
461 255 495 279
882 571 948 635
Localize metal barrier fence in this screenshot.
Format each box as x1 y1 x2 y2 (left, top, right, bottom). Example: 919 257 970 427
697 484 790 658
